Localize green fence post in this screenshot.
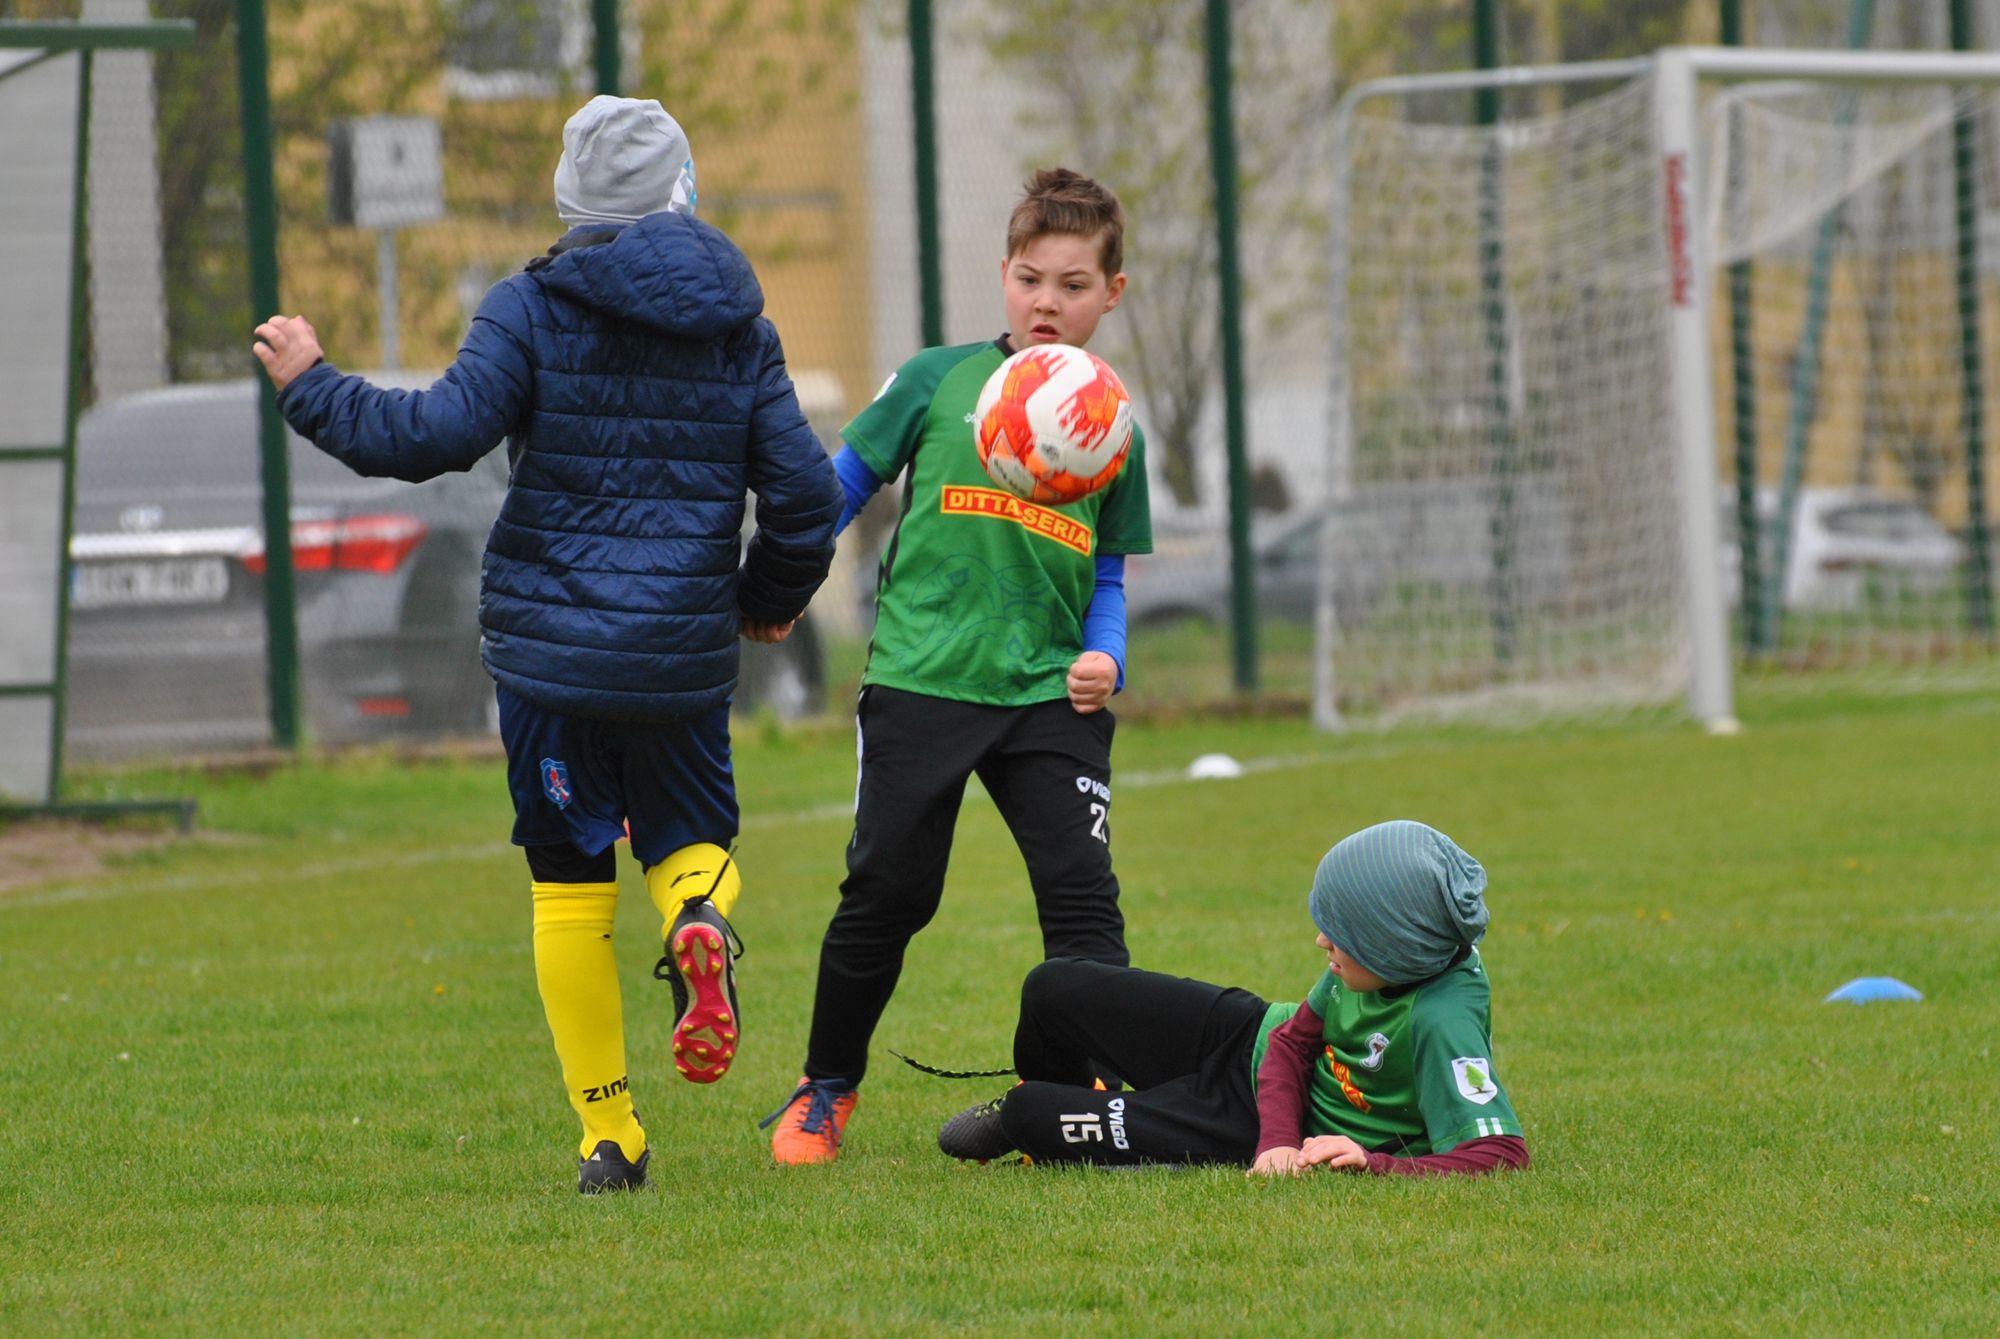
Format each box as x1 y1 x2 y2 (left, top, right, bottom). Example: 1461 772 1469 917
909 0 943 348
1205 0 1256 692
1759 0 1875 656
1474 0 1518 668
48 47 94 803
1 19 195 824
1951 0 1994 636
592 0 620 96
233 0 300 750
1722 0 1763 652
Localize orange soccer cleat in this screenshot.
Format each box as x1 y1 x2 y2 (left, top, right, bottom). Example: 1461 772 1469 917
762 1076 858 1165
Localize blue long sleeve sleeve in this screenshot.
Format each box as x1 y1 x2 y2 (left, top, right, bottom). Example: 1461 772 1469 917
832 444 886 536
737 323 842 625
276 282 535 482
1082 554 1128 692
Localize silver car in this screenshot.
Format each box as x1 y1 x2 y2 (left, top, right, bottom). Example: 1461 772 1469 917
65 378 826 762
1127 480 1570 631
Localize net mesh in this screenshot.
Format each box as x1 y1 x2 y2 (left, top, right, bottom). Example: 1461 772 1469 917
1324 59 2000 726
1324 75 1688 724
25 0 2000 769
1708 79 2000 678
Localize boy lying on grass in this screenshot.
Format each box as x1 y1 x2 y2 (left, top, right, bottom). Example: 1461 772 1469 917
937 820 1529 1176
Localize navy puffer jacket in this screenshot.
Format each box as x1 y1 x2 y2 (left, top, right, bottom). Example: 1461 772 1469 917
279 213 841 723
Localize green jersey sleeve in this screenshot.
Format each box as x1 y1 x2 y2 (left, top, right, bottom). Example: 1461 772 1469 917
1408 966 1523 1153
840 346 973 481
1303 967 1337 1018
1093 424 1153 556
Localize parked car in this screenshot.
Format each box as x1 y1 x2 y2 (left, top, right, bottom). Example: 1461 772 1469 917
1719 487 1966 610
1127 480 1570 631
65 379 827 762
1125 512 1330 629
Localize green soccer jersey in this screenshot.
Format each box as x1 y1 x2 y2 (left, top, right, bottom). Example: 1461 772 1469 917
842 340 1152 706
1250 948 1523 1155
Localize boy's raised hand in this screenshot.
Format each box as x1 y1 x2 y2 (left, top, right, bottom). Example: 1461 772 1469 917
251 314 324 394
1066 650 1116 713
1246 1146 1305 1178
1299 1134 1370 1171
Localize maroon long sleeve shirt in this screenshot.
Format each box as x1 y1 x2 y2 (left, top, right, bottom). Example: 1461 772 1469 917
1252 998 1529 1176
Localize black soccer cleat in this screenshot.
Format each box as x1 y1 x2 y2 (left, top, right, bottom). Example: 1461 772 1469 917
577 1139 650 1194
937 1093 1017 1163
654 894 743 1083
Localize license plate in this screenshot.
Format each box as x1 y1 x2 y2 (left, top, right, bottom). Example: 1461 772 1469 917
72 557 230 609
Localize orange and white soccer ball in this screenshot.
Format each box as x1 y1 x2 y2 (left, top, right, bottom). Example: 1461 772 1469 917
973 344 1134 506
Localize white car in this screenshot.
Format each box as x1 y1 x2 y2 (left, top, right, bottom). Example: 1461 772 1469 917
1127 480 1571 631
1720 487 1966 610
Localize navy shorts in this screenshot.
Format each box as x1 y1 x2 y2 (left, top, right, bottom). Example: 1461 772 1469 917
497 685 738 869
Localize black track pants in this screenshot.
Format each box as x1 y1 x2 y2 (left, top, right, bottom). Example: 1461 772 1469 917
804 686 1128 1083
998 957 1269 1166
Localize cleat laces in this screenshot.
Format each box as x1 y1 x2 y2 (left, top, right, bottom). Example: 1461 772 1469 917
652 900 745 984
652 845 746 980
760 1078 843 1134
965 1094 1005 1122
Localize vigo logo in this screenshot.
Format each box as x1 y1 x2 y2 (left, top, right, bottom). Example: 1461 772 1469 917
1077 776 1111 844
1106 1096 1130 1150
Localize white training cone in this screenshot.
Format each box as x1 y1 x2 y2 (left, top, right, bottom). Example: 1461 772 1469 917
1185 753 1244 781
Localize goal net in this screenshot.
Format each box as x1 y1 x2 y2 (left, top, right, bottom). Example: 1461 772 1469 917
1711 79 1997 677
1319 52 2000 728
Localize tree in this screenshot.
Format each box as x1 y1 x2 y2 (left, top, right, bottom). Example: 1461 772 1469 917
147 0 440 380
969 0 1336 510
144 0 858 384
1337 0 1698 116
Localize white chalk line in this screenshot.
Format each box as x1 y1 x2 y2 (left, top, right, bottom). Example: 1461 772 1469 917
4 741 1430 912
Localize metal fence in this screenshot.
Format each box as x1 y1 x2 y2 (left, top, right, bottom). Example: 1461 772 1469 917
7 0 2000 774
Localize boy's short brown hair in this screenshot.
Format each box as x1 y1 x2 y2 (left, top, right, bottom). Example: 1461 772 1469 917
1006 167 1125 279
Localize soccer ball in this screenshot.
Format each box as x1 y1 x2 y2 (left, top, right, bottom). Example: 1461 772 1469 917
973 344 1134 506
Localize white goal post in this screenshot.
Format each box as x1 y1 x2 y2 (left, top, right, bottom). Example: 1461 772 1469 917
1318 46 2000 732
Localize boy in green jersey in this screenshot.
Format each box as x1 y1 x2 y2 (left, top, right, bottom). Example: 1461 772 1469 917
765 169 1152 1163
935 821 1531 1176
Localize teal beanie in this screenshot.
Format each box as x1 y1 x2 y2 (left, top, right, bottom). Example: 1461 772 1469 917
1308 821 1488 984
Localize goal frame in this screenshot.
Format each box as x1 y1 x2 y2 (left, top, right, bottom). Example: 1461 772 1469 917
0 19 194 825
1320 46 2000 733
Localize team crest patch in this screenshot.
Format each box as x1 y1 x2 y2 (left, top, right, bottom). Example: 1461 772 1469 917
540 757 573 810
1361 1032 1391 1070
1452 1056 1499 1105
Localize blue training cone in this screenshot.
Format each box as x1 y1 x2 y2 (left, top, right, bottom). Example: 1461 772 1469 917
1824 976 1924 1004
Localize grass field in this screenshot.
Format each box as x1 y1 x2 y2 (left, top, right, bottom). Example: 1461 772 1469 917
3 684 1997 1336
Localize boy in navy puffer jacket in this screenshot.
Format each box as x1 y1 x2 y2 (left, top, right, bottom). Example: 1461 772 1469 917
253 96 840 1194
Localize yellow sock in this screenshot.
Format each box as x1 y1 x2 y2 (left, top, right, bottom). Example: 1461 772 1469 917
645 843 741 928
530 880 644 1162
